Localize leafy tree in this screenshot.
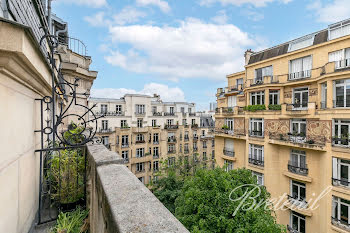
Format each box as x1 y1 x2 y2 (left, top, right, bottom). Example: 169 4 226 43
174 168 286 233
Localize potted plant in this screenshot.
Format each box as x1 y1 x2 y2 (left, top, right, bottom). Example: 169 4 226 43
307 139 315 144
279 134 284 141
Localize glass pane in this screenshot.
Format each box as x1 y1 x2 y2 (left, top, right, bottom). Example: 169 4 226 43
341 204 349 223
341 165 349 186
300 218 306 233
293 123 298 134
292 184 298 198
300 155 306 167
347 85 350 107
336 86 345 107
300 123 307 134
294 93 301 107
292 215 298 230
300 187 306 200
302 92 308 107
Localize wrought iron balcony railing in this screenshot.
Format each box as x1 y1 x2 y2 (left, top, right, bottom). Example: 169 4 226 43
121 143 129 148
224 84 244 93
189 113 196 116
164 112 175 116
168 150 176 154
286 103 309 111
248 130 264 138
331 216 350 230
248 157 264 167
152 112 162 116
288 161 308 176
287 195 308 208
165 125 179 130
269 132 326 146
135 112 146 116
191 124 198 129
332 178 350 188
168 137 177 143
153 141 159 145
135 140 145 144
95 111 125 116
98 127 113 133
288 70 311 80
335 58 350 70
223 149 234 157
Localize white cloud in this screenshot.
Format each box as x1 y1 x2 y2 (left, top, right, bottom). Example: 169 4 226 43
90 83 185 102
136 0 171 13
57 0 107 8
199 0 291 7
104 18 266 80
308 0 350 23
211 10 228 24
113 6 147 25
84 12 109 27
244 10 264 21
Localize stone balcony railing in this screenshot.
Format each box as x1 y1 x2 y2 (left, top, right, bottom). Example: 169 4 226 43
87 144 189 233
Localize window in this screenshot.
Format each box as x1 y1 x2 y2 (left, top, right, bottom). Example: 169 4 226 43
290 211 306 233
136 134 144 142
333 157 350 187
249 118 264 137
334 120 350 147
290 180 306 204
121 151 128 160
116 105 122 114
167 119 174 126
224 139 234 156
329 48 350 69
184 143 189 152
291 119 307 137
182 119 187 125
334 79 350 107
288 35 314 52
188 108 192 114
289 56 312 80
203 141 207 148
224 160 233 172
152 119 157 127
202 130 205 136
152 106 157 113
192 119 196 125
321 83 327 109
228 96 237 107
121 135 129 146
136 104 145 114
255 66 272 83
136 163 144 172
269 90 279 105
136 148 145 158
193 142 197 150
193 130 197 137
332 196 350 228
236 78 243 88
203 152 207 160
252 171 264 185
102 120 108 130
102 136 109 145
168 144 175 153
293 87 309 109
153 147 159 157
181 107 185 113
153 133 159 143
249 144 264 166
121 120 127 128
168 157 175 167
137 119 143 128
225 118 234 131
250 91 265 105
289 150 307 175
101 104 107 113
169 107 174 114
329 20 350 40
153 161 159 171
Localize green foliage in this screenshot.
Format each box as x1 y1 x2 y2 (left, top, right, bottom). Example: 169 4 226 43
222 125 229 130
51 207 89 233
174 168 286 233
243 105 266 112
268 104 281 110
48 149 85 204
63 123 85 145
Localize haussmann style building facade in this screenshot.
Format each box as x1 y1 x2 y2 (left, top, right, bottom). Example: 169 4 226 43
215 19 350 233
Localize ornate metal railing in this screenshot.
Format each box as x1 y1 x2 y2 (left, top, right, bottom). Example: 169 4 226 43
288 161 308 176
288 70 311 80
249 130 264 138
165 125 179 130
223 149 234 157
248 157 264 167
269 132 326 146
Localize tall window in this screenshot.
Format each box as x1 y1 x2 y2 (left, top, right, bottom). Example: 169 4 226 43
203 152 207 160
293 87 309 109
102 136 109 145
136 148 145 158
255 66 272 83
332 196 350 228
334 120 350 146
269 90 279 105
249 144 264 166
102 120 108 130
136 163 144 172
116 105 122 114
188 108 192 114
153 147 159 157
168 144 175 153
137 119 143 128
136 104 145 114
167 119 174 126
249 118 264 137
203 141 207 148
333 157 350 187
136 134 144 142
224 160 233 172
290 180 306 204
181 107 185 113
152 106 157 113
184 143 189 152
153 161 159 171
250 91 265 105
291 119 307 136
236 78 243 88
152 119 157 127
321 83 327 109
252 171 264 185
290 150 306 168
334 79 350 107
121 120 127 128
168 157 175 167
329 48 350 69
121 135 129 146
101 104 107 113
153 133 159 143
290 211 306 233
289 56 312 80
192 119 196 125
329 20 350 40
121 151 128 160
169 107 174 114
228 96 237 107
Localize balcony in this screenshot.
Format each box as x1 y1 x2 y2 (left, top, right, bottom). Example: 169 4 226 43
164 112 175 116
189 113 196 117
165 125 179 130
288 70 311 81
135 140 145 144
95 111 125 116
224 84 244 93
331 217 350 232
287 195 308 209
288 161 308 176
193 136 199 141
332 178 350 189
335 58 350 70
215 128 246 138
248 130 264 138
247 76 279 87
286 103 308 111
135 111 146 116
168 150 176 154
223 148 234 157
269 132 326 150
168 137 177 143
153 141 160 145
98 127 113 133
248 157 264 167
121 143 129 148
152 112 162 116
184 136 189 141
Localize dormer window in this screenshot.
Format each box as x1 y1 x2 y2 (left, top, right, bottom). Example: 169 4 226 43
329 19 350 40
288 35 315 52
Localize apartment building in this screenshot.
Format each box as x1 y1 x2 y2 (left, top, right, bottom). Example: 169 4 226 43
215 19 350 233
89 94 215 185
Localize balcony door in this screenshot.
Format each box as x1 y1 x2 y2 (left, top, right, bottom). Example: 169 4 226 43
334 79 350 107
228 96 237 108
293 88 308 110
290 150 306 168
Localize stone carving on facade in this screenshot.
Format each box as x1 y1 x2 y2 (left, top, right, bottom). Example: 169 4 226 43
216 118 225 129
309 88 318 96
307 120 332 142
265 119 290 136
238 96 245 102
284 91 292 99
234 118 245 134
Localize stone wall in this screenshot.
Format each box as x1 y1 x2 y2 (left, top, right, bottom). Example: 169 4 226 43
87 144 190 233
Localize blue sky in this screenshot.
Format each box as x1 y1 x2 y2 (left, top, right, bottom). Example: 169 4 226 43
52 0 349 110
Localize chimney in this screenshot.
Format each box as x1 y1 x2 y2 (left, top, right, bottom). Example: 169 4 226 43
244 49 254 66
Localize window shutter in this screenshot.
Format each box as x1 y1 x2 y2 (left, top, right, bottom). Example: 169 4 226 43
332 157 338 180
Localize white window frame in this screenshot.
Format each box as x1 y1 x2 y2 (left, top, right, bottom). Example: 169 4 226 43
136 163 144 172
249 144 264 166
136 148 145 158
252 171 264 186
102 120 108 130
153 147 159 157
102 136 109 145
121 120 127 128
255 66 273 83
292 87 309 110
334 79 350 108
269 90 280 105
153 133 159 143
137 119 143 128
332 196 350 228
121 135 128 146
101 104 108 113
136 104 145 114
225 118 234 131
116 105 122 114
224 160 233 172
249 118 264 137
290 180 307 205
167 119 174 126
289 56 312 80
250 91 265 105
290 211 306 233
136 134 144 142
333 157 350 187
152 119 157 127
121 151 128 160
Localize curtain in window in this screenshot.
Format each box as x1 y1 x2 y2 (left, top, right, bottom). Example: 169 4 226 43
330 27 343 40
291 58 302 73
329 50 343 62
262 66 273 77
302 56 312 72
346 49 350 59
228 96 237 107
